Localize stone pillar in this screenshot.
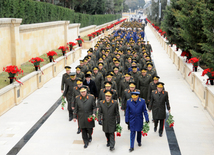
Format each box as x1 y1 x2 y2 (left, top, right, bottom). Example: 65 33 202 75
10 18 22 67
64 21 70 46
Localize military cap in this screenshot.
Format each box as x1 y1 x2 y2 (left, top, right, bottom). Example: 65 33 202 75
131 66 137 69
93 67 98 70
147 63 153 68
104 90 113 96
76 79 83 85
98 62 104 66
113 66 119 70
153 76 160 80
131 91 140 95
65 66 71 70
85 74 91 78
69 72 76 76
124 72 131 77
129 81 136 87
141 68 148 73
104 81 112 86
86 70 92 75
157 82 164 88
80 85 87 92
76 66 81 71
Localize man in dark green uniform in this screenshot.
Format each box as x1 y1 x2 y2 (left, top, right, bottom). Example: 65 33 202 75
130 66 141 85
71 79 89 134
98 81 117 107
98 62 107 79
121 82 140 114
148 82 171 137
79 60 87 74
61 66 71 93
92 66 103 96
113 66 123 97
137 68 152 106
98 90 120 151
102 73 117 91
147 63 157 79
147 76 160 103
63 72 77 121
73 86 96 148
76 66 85 81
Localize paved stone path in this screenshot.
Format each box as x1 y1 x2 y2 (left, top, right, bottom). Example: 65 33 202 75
0 25 214 155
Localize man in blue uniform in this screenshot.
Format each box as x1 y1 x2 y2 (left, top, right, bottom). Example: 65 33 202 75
125 91 149 152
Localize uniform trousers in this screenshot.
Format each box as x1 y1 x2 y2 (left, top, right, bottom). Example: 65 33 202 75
130 131 141 148
154 119 164 134
81 128 92 144
105 133 115 148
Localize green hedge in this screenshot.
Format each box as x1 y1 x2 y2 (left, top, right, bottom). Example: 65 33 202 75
0 0 121 27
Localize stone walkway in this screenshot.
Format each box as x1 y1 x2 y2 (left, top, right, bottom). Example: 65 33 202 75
0 25 214 155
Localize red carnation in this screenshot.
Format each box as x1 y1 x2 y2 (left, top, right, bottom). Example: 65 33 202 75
202 68 211 76
116 132 121 137
188 57 199 64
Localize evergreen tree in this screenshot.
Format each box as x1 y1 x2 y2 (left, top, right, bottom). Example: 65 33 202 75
201 0 214 69
161 0 188 50
174 0 206 56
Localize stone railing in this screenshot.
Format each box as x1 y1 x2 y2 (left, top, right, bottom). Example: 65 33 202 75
148 23 214 118
0 48 82 116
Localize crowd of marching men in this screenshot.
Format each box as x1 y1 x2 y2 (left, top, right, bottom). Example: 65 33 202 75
61 21 171 152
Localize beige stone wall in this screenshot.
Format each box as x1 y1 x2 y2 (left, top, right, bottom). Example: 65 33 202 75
0 19 79 72
0 26 12 71
149 23 214 119
19 22 66 64
68 23 80 42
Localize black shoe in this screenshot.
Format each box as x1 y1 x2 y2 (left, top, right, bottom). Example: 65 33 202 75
154 127 157 132
159 133 162 137
106 142 110 147
69 117 73 121
77 128 81 134
138 143 142 147
129 148 134 152
84 143 88 148
89 138 92 142
110 147 115 151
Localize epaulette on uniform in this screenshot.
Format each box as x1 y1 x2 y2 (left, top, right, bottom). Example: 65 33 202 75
152 90 155 92
76 95 80 98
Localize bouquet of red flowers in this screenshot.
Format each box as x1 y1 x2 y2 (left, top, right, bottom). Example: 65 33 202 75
61 96 66 110
202 68 214 85
87 115 97 122
101 28 105 33
3 65 24 84
116 124 122 137
161 31 166 37
87 34 93 41
29 57 44 71
141 122 149 136
76 37 84 47
67 42 77 51
166 113 174 128
158 29 162 33
92 32 97 38
47 51 57 62
188 57 199 75
58 46 69 55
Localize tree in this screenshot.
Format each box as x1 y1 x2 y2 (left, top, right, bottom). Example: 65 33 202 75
201 0 214 69
174 0 206 55
161 0 188 50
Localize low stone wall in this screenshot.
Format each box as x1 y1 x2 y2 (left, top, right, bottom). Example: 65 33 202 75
148 23 214 118
0 48 81 116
